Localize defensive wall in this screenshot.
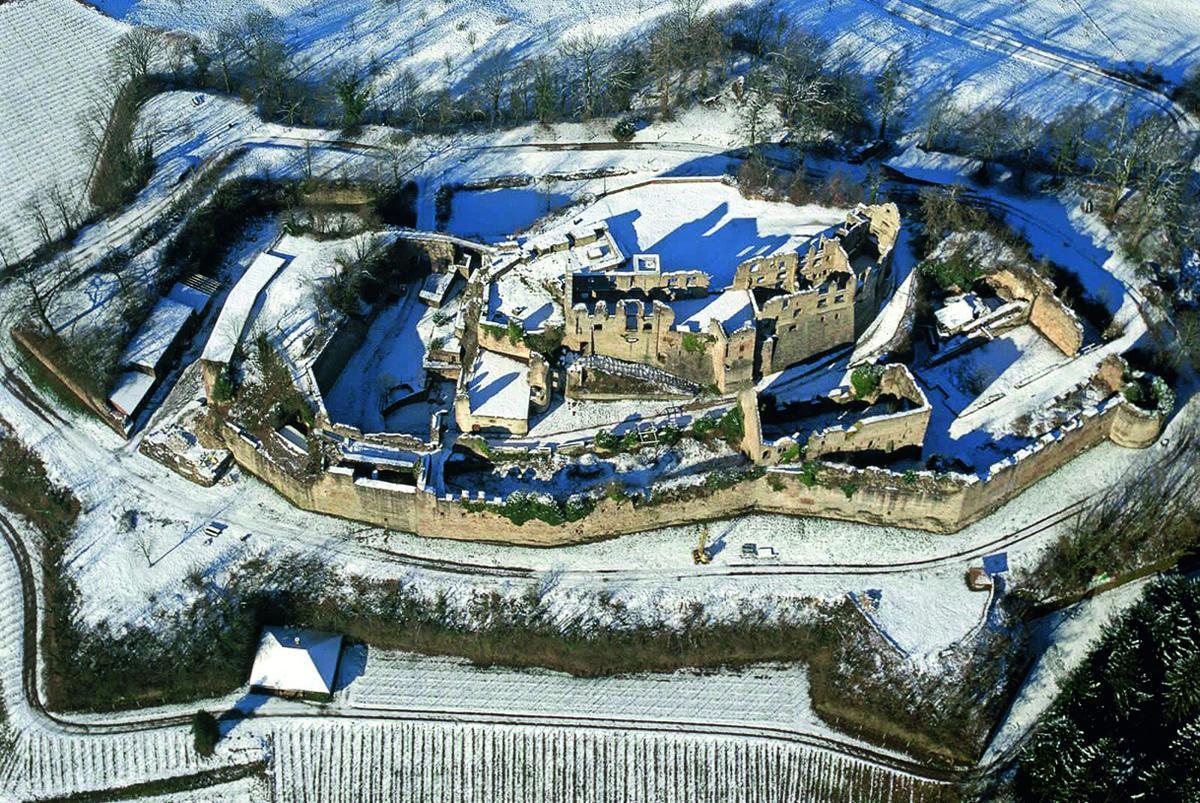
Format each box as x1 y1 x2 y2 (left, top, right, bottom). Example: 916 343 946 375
220 382 1163 543
740 364 932 465
985 268 1084 356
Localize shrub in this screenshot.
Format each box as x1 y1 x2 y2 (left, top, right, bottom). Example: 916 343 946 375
161 178 292 283
593 429 619 452
850 365 882 398
434 183 458 228
473 492 596 526
767 473 786 492
620 430 641 451
798 461 820 487
681 332 711 354
524 325 563 356
657 425 682 446
717 405 744 444
919 248 982 292
210 365 236 404
191 710 220 757
778 442 803 464
505 319 524 345
612 118 637 142
841 482 858 499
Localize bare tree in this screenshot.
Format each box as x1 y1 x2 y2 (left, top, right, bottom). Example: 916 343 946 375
920 88 957 151
768 37 836 144
649 26 676 119
134 527 155 567
1043 103 1096 176
0 224 13 271
560 34 604 121
109 27 164 83
13 266 70 334
46 181 81 233
205 28 238 92
873 49 908 141
76 70 123 167
166 33 192 82
739 70 770 150
22 193 54 249
478 50 509 125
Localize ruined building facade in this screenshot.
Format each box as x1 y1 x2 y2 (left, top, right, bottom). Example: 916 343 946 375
563 203 901 392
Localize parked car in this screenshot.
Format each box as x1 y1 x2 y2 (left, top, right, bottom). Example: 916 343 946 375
741 543 779 560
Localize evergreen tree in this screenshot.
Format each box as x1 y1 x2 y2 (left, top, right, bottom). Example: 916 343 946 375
191 709 220 757
1016 575 1200 801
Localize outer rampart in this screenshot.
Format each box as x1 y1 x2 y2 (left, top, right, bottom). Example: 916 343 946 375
222 390 1162 543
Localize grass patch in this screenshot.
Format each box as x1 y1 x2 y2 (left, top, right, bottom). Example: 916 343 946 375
14 348 100 420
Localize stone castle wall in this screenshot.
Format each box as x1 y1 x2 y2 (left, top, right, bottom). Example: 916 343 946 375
986 269 1084 356
739 365 931 465
223 389 1162 543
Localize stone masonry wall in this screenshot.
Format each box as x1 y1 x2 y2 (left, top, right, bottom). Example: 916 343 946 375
224 388 1161 543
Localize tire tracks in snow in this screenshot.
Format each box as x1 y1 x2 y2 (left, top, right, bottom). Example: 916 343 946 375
859 0 1196 132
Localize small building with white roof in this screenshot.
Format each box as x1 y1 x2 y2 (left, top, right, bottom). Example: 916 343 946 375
107 281 214 426
248 626 344 698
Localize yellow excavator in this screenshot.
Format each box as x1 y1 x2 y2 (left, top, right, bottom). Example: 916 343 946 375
692 525 711 565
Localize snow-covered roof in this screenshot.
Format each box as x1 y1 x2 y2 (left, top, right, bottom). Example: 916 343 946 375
883 145 981 186
107 370 155 418
934 294 988 335
165 282 212 312
419 271 456 306
486 268 560 331
670 289 754 334
202 251 288 364
467 348 530 420
248 627 343 695
341 440 420 470
122 297 194 373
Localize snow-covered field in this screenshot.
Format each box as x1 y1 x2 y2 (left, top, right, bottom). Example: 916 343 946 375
89 0 1197 132
0 0 125 261
266 718 936 803
0 529 945 801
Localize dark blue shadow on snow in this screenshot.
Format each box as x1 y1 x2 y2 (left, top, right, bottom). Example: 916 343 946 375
467 364 521 409
447 188 572 242
605 203 791 287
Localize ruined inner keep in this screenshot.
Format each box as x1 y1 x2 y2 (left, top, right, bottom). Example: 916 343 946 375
555 202 901 402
